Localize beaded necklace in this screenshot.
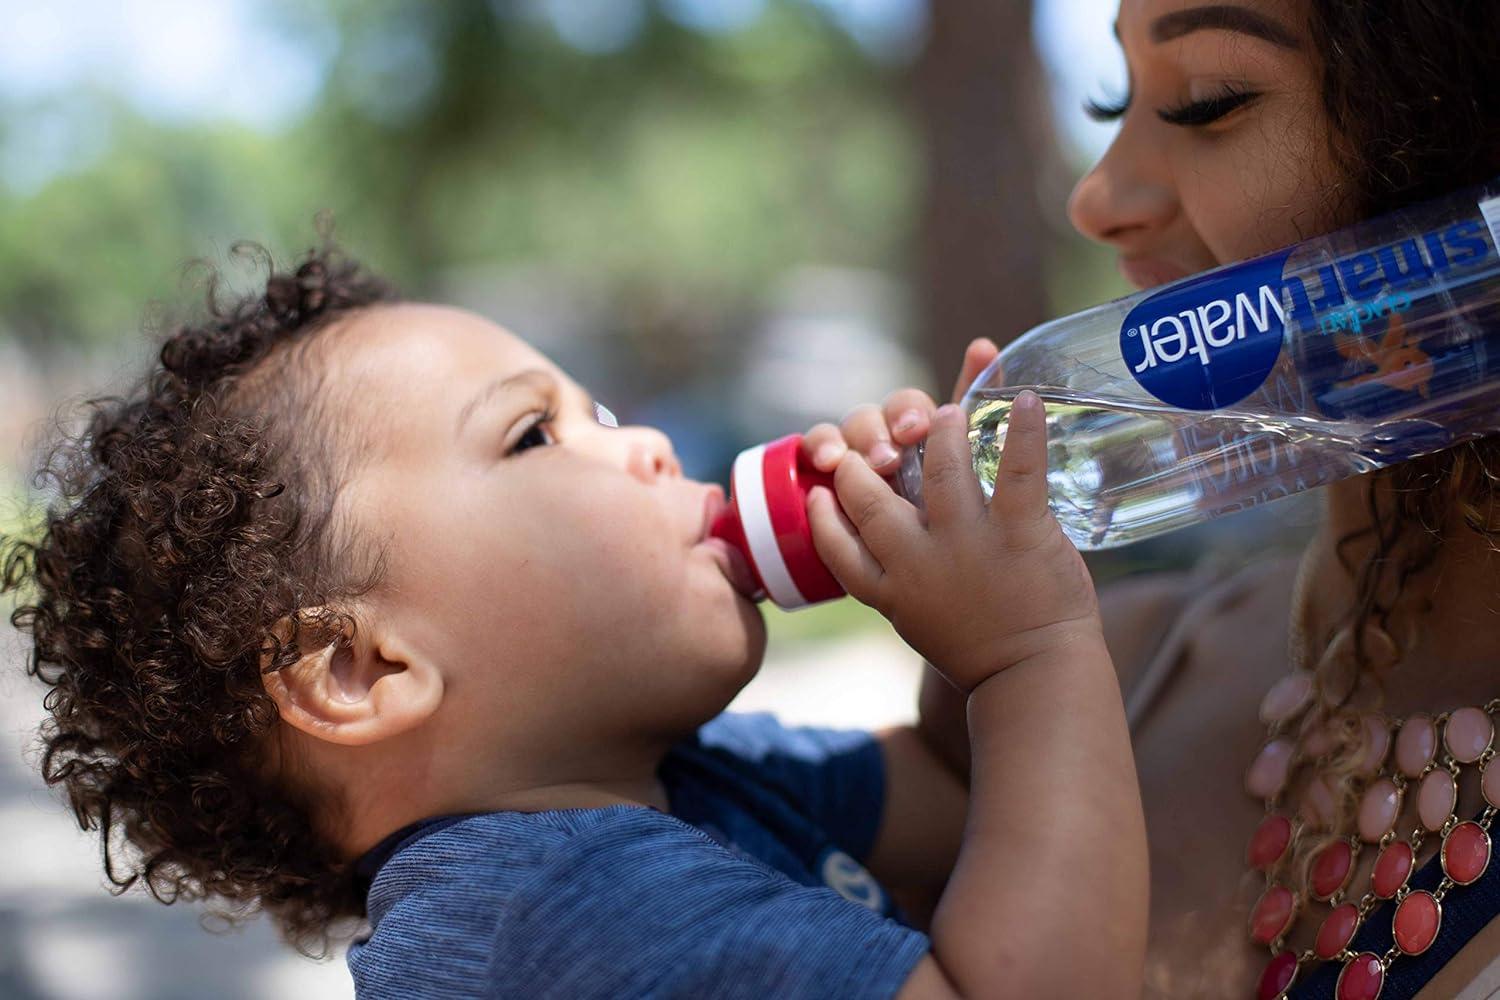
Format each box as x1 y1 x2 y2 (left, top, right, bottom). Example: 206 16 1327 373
1246 670 1499 1000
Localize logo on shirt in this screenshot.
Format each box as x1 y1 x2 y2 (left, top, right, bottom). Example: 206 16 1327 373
818 848 884 912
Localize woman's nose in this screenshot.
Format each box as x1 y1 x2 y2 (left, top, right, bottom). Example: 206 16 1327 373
1066 128 1177 248
620 425 682 483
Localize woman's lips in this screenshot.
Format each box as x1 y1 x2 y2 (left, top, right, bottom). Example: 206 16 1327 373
1119 256 1192 290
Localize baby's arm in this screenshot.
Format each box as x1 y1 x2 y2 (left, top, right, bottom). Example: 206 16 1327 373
805 384 1147 998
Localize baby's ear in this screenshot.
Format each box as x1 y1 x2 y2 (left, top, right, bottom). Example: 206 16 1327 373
258 606 443 747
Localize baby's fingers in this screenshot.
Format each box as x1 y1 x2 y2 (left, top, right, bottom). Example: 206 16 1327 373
830 450 920 566
802 423 849 473
921 404 984 528
881 388 939 447
950 338 1000 405
839 403 902 475
987 390 1052 539
806 485 884 601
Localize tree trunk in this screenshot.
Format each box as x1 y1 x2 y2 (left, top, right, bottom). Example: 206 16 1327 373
910 0 1058 391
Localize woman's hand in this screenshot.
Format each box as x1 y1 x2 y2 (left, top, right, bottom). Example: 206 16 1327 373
800 338 1000 478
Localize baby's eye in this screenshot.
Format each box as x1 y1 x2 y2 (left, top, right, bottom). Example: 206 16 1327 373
594 401 618 428
510 410 556 455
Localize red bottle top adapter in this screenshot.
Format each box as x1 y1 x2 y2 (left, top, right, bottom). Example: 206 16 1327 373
707 434 845 609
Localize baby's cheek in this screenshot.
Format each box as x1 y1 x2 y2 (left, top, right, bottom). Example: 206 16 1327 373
571 498 681 592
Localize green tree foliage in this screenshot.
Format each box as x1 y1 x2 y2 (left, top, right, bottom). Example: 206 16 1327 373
0 0 920 353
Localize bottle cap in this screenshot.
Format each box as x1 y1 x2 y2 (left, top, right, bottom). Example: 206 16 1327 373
708 434 844 609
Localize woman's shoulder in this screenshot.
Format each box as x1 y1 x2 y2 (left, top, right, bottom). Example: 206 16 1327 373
1416 914 1500 998
1096 552 1302 716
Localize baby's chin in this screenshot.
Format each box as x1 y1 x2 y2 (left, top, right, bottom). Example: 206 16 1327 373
653 625 768 734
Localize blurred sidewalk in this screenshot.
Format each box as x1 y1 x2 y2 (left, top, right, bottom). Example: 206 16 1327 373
0 623 920 1000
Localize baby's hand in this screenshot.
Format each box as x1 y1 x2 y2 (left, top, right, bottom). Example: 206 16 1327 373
801 339 1000 479
803 344 1102 692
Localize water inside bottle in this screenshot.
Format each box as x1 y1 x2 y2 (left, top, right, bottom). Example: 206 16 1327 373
954 389 1384 549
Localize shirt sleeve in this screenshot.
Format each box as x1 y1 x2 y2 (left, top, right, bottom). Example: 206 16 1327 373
485 808 929 1000
694 712 889 863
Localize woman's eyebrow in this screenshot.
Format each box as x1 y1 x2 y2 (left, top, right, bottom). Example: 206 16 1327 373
1148 5 1299 49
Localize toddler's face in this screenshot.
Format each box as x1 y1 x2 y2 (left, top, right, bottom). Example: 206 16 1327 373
331 303 767 755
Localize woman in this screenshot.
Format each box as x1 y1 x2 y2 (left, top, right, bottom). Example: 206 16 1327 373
825 1 1500 996
1077 1 1500 997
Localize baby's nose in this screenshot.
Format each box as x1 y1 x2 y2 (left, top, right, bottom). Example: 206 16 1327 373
624 426 681 483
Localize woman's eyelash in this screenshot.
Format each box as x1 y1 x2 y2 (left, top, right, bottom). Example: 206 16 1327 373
1158 88 1261 126
509 407 557 455
1082 88 1261 127
1085 93 1130 123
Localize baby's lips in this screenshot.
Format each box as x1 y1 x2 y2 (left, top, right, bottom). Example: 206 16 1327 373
704 535 766 602
701 488 766 600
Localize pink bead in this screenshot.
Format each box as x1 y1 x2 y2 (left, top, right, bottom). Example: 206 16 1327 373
1358 778 1400 843
1445 706 1493 764
1396 714 1436 777
1311 839 1355 900
1316 902 1361 960
1302 774 1336 829
1442 821 1491 885
1258 950 1299 1000
1372 841 1414 898
1394 890 1441 955
1247 738 1296 800
1248 814 1293 870
1260 672 1314 725
1418 769 1457 831
1336 953 1385 1000
1250 884 1296 945
1485 759 1500 809
1358 716 1391 774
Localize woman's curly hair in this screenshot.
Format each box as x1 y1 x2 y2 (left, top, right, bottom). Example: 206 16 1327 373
1 242 398 956
1279 1 1500 881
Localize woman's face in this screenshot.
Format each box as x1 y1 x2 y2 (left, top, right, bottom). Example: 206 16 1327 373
1068 0 1344 287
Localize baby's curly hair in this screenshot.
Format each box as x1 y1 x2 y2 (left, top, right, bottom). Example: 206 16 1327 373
1 242 398 956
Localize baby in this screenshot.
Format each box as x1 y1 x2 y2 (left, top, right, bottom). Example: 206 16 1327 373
3 246 1146 998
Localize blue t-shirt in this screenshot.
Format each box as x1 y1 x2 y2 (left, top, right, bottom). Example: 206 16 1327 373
346 712 931 999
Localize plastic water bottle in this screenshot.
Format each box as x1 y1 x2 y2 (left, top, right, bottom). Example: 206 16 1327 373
712 176 1500 608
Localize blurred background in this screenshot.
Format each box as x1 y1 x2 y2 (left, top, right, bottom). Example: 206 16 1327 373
0 1 1319 997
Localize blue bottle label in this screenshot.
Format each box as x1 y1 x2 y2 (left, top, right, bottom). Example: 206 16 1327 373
1120 208 1500 416
1119 251 1294 411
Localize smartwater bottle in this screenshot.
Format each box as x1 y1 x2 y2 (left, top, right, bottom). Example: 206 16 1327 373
711 176 1500 608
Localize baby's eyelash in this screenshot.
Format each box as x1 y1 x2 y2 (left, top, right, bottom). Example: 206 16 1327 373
509 407 557 455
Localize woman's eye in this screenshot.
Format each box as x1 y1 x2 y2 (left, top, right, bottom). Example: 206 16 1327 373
510 411 556 455
1085 92 1131 123
1157 88 1260 127
1086 86 1262 128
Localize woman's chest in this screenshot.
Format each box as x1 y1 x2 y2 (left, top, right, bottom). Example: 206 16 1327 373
1131 580 1294 997
1128 563 1500 999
